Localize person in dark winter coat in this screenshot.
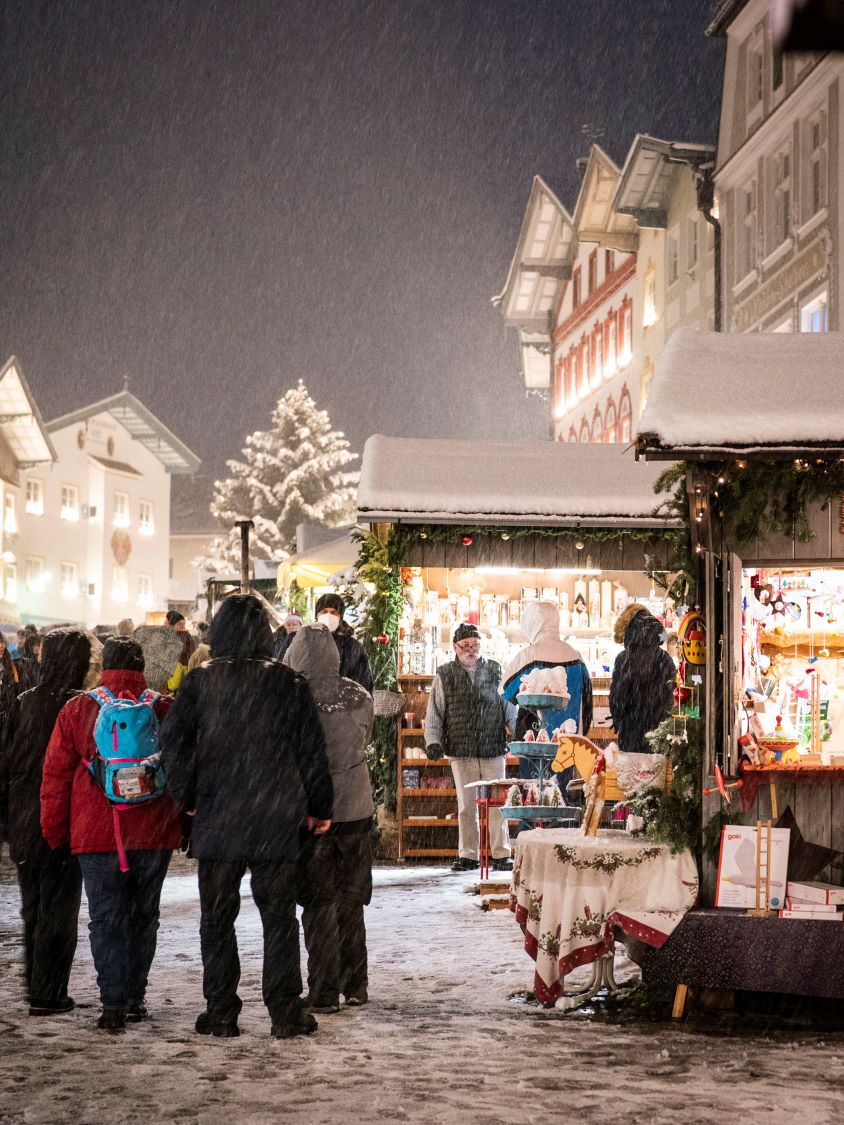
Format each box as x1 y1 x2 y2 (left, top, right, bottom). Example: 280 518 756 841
41 637 182 1032
159 593 334 1040
13 631 41 693
0 628 101 1014
424 623 510 873
0 635 20 730
274 593 374 693
609 611 676 755
284 624 374 1012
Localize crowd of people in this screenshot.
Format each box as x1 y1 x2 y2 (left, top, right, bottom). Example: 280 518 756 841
0 594 373 1039
0 589 675 1036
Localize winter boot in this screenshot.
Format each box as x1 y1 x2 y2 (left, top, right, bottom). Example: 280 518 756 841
195 1010 240 1038
29 997 75 1016
303 994 340 1014
271 1010 318 1039
450 857 479 872
127 1002 149 1022
97 1008 127 1033
345 991 368 1007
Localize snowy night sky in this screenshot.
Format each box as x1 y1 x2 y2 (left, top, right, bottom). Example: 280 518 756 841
0 0 723 486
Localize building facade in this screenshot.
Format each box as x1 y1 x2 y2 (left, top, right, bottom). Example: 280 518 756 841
8 389 199 629
613 136 717 412
0 357 57 625
710 0 839 334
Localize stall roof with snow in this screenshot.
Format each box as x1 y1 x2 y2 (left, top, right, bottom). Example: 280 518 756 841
357 435 675 528
636 328 844 459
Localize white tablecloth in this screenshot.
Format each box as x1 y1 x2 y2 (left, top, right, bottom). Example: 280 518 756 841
511 828 698 1006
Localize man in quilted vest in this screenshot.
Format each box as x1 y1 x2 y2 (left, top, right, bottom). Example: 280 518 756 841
424 624 511 873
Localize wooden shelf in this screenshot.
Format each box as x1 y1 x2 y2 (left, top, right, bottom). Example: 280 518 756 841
587 727 617 741
401 758 447 767
398 674 434 682
398 728 425 739
402 818 458 827
403 847 457 857
402 788 457 797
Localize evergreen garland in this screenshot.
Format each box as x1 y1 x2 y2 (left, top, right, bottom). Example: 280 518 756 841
355 530 407 812
698 457 844 546
651 462 696 604
390 523 677 549
627 715 703 857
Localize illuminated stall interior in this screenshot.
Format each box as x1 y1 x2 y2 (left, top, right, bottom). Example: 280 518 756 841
742 566 844 764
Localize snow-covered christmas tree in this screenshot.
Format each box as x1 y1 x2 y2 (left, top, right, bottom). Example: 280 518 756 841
202 381 359 571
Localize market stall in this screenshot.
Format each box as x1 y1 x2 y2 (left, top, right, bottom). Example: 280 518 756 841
634 328 844 1004
357 435 684 862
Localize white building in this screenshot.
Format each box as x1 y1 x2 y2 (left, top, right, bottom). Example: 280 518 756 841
613 136 717 411
709 0 837 333
0 357 57 625
12 388 199 629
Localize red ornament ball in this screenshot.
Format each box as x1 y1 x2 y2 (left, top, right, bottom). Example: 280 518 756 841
376 633 390 644
462 535 473 547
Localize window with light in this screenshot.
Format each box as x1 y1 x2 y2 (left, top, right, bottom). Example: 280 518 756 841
60 484 80 522
25 479 44 516
113 491 130 528
139 500 155 535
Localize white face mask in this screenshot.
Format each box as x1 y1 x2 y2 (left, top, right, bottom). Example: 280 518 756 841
317 612 341 633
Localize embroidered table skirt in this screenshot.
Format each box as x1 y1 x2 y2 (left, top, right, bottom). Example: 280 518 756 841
511 828 698 1006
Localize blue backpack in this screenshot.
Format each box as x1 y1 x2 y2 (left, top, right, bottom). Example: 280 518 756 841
86 687 166 871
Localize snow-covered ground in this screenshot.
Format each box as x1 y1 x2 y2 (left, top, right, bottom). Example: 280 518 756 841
1 861 843 1124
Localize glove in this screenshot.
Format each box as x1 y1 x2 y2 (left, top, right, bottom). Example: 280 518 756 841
426 743 444 761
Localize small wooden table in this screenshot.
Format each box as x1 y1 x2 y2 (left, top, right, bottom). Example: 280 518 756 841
511 827 698 1008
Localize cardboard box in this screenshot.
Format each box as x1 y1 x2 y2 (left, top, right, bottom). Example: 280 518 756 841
786 881 844 906
785 898 838 913
778 909 842 921
716 825 790 909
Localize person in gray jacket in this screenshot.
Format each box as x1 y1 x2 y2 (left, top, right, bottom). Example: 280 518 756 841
284 623 374 1012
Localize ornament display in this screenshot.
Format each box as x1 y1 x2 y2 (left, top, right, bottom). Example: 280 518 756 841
678 609 706 665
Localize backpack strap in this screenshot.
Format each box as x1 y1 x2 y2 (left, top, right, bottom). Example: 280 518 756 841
86 687 117 709
138 689 161 706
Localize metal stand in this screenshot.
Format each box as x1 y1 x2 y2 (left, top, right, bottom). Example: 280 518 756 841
554 953 617 1011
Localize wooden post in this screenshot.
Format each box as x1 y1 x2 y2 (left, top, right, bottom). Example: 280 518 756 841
235 520 254 592
672 983 689 1020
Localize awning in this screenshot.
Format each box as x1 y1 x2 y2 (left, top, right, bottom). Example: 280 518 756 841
636 328 844 459
277 533 360 588
357 435 677 528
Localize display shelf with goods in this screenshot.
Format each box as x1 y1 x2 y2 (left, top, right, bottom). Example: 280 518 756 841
633 329 844 1007
395 674 458 860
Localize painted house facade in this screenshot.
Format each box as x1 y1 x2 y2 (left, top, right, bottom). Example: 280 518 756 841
710 0 839 333
13 390 199 629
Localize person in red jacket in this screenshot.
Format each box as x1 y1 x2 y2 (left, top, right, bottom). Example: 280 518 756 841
41 637 183 1033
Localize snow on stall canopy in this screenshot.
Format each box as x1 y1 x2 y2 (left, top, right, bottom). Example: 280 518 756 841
637 328 844 457
357 435 675 527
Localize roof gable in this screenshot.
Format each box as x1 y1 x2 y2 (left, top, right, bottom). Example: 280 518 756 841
48 390 200 474
494 176 574 331
614 135 715 228
0 356 57 468
571 145 638 252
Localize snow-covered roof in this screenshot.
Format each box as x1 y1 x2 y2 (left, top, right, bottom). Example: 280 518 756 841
636 328 844 458
357 435 675 527
49 390 200 474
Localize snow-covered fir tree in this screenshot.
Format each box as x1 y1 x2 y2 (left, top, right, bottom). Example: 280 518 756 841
202 381 358 571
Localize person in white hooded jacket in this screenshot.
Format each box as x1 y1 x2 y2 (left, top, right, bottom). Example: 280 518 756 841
284 623 374 1012
501 602 593 796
